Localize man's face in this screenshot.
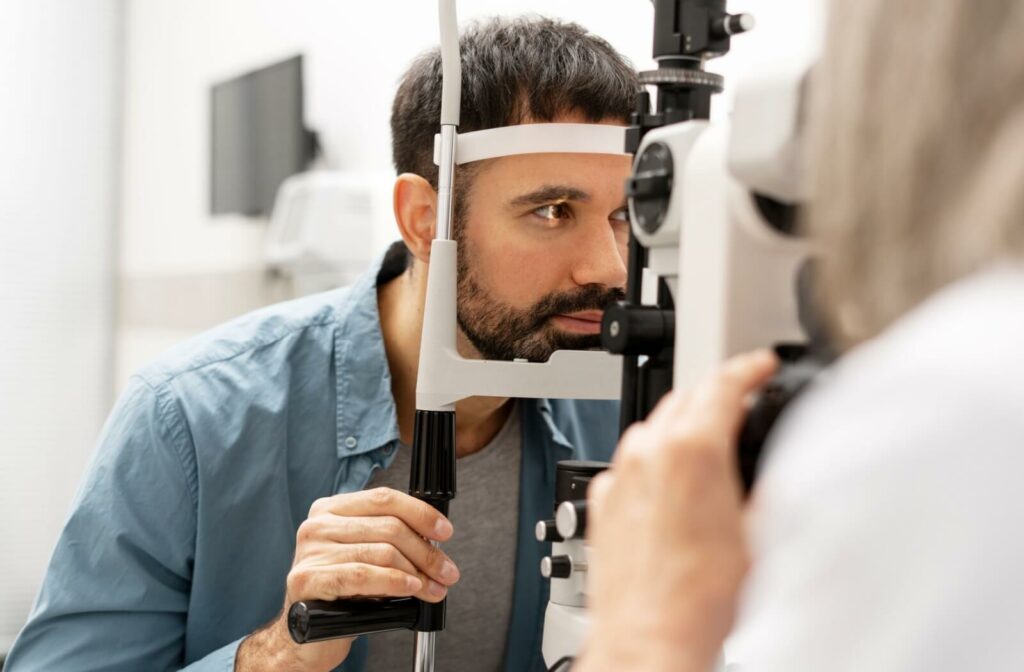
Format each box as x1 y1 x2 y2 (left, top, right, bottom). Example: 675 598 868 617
455 118 631 362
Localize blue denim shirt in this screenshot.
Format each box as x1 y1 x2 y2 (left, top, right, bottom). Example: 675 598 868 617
6 245 620 672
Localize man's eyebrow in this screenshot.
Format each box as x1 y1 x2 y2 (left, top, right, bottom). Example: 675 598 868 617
507 185 591 209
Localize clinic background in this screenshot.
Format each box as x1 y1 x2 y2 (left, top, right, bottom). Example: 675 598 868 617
0 0 821 658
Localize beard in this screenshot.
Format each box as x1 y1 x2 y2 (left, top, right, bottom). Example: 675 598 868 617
455 240 626 362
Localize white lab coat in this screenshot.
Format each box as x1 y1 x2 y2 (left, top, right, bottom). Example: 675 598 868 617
730 264 1024 671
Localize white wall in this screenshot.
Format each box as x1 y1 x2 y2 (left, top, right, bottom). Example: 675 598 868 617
117 0 823 387
0 0 122 654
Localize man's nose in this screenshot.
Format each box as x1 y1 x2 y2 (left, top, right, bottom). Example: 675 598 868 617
570 222 628 290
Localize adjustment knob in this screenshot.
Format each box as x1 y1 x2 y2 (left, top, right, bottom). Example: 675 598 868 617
540 555 573 579
627 142 674 235
713 13 756 38
601 302 675 356
535 519 562 543
556 500 587 540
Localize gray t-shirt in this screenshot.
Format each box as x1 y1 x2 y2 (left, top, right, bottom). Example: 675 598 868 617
364 402 522 672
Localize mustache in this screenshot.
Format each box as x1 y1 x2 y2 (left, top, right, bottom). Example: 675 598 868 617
529 284 626 330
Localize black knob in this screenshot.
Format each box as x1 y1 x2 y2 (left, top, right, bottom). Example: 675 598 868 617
601 303 675 356
540 555 573 579
409 410 456 514
554 460 609 506
535 519 562 542
627 142 674 234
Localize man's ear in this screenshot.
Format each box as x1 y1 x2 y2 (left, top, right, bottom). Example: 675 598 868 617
393 173 437 264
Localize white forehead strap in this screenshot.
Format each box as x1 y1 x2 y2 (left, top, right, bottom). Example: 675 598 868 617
432 123 628 165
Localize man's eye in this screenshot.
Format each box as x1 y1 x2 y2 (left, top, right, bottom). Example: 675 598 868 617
610 207 630 223
532 203 572 224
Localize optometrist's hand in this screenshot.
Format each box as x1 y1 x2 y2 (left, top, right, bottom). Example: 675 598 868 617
236 487 459 672
575 350 778 672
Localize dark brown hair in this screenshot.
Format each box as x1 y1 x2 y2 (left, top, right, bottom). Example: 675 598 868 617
390 15 640 189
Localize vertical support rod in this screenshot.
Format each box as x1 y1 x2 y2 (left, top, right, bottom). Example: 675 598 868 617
416 3 460 666
435 125 458 241
618 233 648 432
414 628 437 671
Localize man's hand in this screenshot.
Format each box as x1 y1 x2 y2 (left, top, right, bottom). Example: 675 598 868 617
575 350 778 672
235 487 460 672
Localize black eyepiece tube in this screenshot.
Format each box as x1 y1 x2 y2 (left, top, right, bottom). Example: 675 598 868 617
288 597 420 644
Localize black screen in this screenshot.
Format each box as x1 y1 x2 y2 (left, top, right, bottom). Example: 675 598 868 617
210 54 309 217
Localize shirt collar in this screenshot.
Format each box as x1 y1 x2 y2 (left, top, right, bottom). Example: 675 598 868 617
533 398 575 454
333 243 407 459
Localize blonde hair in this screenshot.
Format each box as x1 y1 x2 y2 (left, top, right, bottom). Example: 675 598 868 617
808 1 1024 346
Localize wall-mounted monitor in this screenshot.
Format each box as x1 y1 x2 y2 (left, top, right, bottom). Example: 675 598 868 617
210 54 314 217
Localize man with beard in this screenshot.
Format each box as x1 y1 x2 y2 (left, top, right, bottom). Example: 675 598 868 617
6 17 637 672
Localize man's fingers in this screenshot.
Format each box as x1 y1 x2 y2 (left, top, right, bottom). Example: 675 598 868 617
290 542 451 604
312 488 454 541
341 542 450 602
347 542 419 577
309 516 460 586
291 562 422 602
412 554 452 603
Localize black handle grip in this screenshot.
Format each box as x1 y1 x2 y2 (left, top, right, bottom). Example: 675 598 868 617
288 409 457 645
288 597 419 643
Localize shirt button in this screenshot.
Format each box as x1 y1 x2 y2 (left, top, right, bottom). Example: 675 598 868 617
344 436 358 450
